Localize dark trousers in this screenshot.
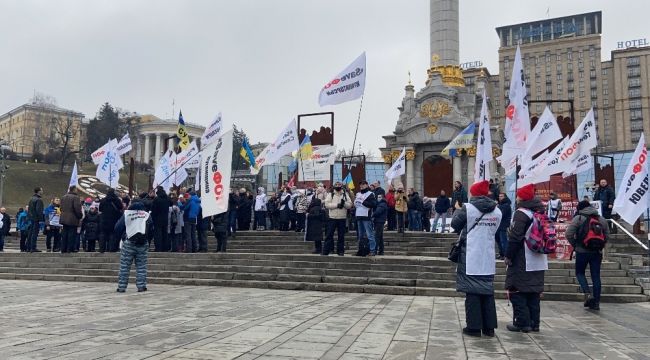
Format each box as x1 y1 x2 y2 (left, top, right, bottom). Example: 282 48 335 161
296 213 306 231
0 233 4 251
575 252 602 303
198 229 208 252
465 293 497 331
86 237 97 252
169 233 181 252
374 221 384 254
228 210 237 236
28 223 40 251
20 230 28 251
324 219 346 255
215 232 227 252
60 225 77 253
99 229 115 253
510 292 541 329
387 208 396 231
153 223 168 251
46 228 61 251
254 211 266 229
496 230 508 257
397 212 405 232
184 223 197 252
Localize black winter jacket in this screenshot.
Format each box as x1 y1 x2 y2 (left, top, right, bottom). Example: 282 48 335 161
505 198 546 293
434 196 451 214
452 196 500 295
82 211 101 240
497 197 512 232
372 199 388 223
151 190 171 226
99 193 123 232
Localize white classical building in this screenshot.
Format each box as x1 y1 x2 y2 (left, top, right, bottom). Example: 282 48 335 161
132 117 205 167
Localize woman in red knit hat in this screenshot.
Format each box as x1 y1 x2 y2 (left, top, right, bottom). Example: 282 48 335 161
504 184 547 333
452 180 502 337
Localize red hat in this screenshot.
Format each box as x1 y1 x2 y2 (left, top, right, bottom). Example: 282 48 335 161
469 180 490 197
517 184 536 201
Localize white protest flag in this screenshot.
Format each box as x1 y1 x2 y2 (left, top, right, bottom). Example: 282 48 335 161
562 153 593 178
154 150 174 192
194 153 202 191
553 108 598 174
95 139 121 188
69 161 79 188
497 45 530 175
474 91 493 183
201 129 233 217
613 134 649 224
385 148 406 180
201 112 223 146
524 106 563 159
319 52 366 107
251 119 300 175
172 167 189 186
116 133 132 156
529 136 570 182
509 150 550 191
91 141 110 165
174 140 200 169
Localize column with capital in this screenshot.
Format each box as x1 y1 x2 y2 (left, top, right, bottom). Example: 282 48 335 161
467 147 476 185
143 135 151 166
405 149 416 190
136 136 142 163
453 156 461 184
154 133 162 168
167 136 175 153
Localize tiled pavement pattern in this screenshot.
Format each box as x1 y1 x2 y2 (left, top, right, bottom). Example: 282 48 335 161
1 281 649 360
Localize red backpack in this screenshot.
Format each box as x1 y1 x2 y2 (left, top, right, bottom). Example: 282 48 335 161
520 208 557 254
578 215 607 250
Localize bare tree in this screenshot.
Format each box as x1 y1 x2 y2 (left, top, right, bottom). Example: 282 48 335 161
52 116 82 173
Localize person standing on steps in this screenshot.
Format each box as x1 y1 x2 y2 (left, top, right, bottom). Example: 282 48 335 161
495 193 512 260
372 194 388 255
593 179 616 232
17 207 30 252
354 180 377 257
546 192 562 222
306 196 324 254
151 186 171 252
114 201 152 293
452 180 502 338
385 187 397 231
451 181 468 213
211 211 228 252
99 188 124 253
82 205 100 252
505 184 547 333
565 200 609 311
323 182 353 256
254 187 268 231
44 197 62 252
59 185 83 254
27 187 45 252
394 188 408 233
432 190 451 233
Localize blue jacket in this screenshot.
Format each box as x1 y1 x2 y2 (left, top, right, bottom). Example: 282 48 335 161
372 199 388 223
17 210 30 231
182 195 202 221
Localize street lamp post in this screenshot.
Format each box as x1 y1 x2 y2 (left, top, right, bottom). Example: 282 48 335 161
0 141 10 207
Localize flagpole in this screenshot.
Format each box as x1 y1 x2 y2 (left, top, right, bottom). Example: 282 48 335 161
350 94 365 156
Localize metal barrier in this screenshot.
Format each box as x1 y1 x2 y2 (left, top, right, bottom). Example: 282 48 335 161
609 219 649 251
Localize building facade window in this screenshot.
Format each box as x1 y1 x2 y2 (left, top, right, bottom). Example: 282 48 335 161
556 73 562 81
629 88 641 98
567 48 573 60
630 99 642 109
628 67 641 77
627 57 640 66
628 78 641 87
602 68 607 76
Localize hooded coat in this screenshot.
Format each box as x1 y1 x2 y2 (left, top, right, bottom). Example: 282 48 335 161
151 188 171 226
372 198 388 224
306 198 324 242
99 191 124 232
255 188 267 211
565 206 609 254
82 210 101 241
453 196 500 295
505 198 546 293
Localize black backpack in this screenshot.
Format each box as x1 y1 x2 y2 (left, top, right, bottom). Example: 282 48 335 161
130 232 148 246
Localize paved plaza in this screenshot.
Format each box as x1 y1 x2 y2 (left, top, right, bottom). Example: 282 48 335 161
0 280 649 359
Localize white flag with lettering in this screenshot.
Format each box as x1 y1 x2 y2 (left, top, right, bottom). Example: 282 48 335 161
91 141 110 165
116 133 132 156
562 153 593 178
95 138 122 188
474 91 493 183
509 150 550 191
552 108 598 175
385 147 406 180
319 52 366 106
613 134 648 224
497 45 530 175
201 112 223 147
200 129 233 217
153 150 174 192
524 106 563 159
69 161 78 188
251 119 299 174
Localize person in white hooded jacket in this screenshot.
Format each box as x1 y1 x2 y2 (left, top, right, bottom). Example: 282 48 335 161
254 187 268 231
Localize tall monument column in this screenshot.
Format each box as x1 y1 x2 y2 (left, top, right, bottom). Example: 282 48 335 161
430 0 459 66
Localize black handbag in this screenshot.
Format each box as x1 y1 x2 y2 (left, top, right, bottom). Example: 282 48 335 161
448 213 486 263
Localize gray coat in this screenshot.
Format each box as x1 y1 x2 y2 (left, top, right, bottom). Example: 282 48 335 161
505 198 546 293
565 207 609 254
453 196 499 295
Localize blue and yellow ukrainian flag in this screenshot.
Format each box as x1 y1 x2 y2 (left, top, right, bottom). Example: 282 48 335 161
177 111 191 150
240 138 256 169
299 134 313 160
441 122 475 158
343 172 354 191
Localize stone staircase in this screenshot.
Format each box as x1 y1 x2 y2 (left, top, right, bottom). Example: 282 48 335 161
0 231 647 303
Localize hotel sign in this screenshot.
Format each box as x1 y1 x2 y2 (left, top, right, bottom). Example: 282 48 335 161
460 61 483 70
617 38 649 49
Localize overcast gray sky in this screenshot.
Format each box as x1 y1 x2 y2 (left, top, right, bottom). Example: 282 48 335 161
0 0 646 156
